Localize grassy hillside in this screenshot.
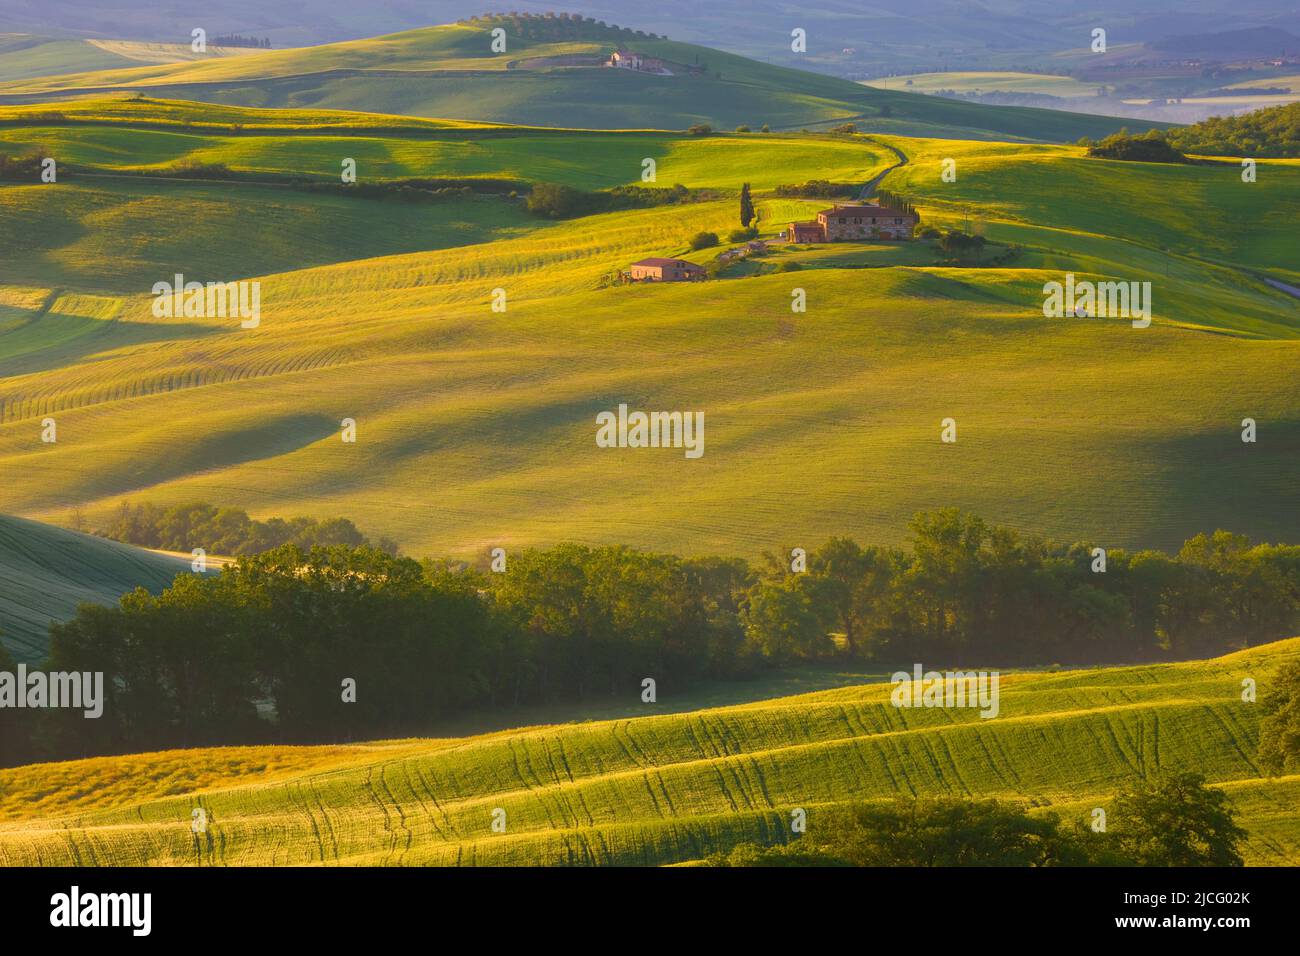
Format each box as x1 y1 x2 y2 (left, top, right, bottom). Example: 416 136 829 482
0 21 1162 141
2 638 1297 865
1 119 1297 560
0 102 896 190
0 35 144 83
0 513 188 663
0 180 537 293
0 36 266 85
881 137 1300 277
864 72 1100 97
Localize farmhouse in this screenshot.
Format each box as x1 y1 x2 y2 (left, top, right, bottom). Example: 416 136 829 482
606 49 672 74
786 221 824 243
628 257 706 282
785 203 917 242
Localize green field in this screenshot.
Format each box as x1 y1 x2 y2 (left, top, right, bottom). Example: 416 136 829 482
0 513 187 663
3 18 1299 874
0 106 895 189
864 71 1101 97
1 109 1297 565
0 22 1161 141
2 638 1297 865
0 36 266 85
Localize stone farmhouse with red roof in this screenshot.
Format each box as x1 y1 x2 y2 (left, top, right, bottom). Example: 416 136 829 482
786 203 918 242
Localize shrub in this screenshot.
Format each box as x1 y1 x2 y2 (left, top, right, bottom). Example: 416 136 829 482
1088 129 1188 164
0 152 45 181
527 182 593 218
773 180 858 199
689 231 719 250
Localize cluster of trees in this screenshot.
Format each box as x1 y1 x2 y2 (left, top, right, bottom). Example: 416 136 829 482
526 182 704 218
6 510 1300 768
1081 129 1190 163
708 774 1247 866
463 12 665 41
0 152 43 180
1261 660 1300 776
773 180 859 199
749 511 1300 665
5 543 757 763
1165 102 1300 158
150 161 525 200
931 228 987 261
98 501 397 557
873 188 919 221
297 180 514 202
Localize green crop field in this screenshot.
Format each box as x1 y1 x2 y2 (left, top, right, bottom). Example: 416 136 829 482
0 513 187 663
864 72 1101 97
0 23 1161 141
0 36 267 86
2 11 1299 880
0 104 896 189
1 637 1296 865
1 110 1298 576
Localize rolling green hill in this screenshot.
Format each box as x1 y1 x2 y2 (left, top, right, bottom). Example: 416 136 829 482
0 20 1163 141
1 109 1297 562
2 637 1297 865
0 513 188 663
0 99 896 190
0 35 267 85
864 72 1100 97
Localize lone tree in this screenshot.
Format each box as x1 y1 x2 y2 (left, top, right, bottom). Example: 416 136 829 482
1261 661 1300 776
1110 773 1247 866
739 182 755 228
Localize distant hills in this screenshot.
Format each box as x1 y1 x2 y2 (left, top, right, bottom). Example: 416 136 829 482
1150 26 1300 57
0 17 1163 140
4 2 1300 75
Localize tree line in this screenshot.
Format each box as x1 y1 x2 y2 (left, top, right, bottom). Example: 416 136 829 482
97 500 398 556
525 182 710 218
3 508 1300 767
1164 102 1300 159
708 773 1248 867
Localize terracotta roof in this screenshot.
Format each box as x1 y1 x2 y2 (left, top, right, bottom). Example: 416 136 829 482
632 257 701 268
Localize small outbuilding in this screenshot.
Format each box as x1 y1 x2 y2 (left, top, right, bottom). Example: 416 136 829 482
628 257 706 282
